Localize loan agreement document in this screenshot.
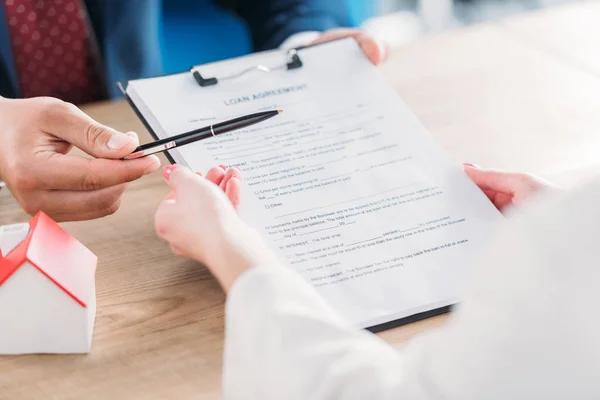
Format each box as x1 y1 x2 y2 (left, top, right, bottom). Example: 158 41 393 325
126 39 503 329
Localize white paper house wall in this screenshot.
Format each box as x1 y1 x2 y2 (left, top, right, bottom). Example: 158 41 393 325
0 212 97 355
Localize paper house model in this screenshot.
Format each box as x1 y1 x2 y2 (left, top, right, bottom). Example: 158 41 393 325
0 212 97 355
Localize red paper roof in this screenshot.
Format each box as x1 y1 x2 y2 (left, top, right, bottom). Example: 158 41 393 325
0 212 97 307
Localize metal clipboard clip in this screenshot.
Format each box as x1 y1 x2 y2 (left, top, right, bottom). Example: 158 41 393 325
191 49 304 87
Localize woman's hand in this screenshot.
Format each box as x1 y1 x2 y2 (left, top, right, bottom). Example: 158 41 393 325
464 164 559 213
154 165 277 292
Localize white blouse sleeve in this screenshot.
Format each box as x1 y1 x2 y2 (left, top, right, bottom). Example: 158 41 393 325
222 183 600 399
223 265 431 399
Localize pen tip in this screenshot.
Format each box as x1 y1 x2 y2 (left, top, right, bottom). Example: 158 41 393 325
277 110 283 114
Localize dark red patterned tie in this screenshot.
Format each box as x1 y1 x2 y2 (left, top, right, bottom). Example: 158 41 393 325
4 0 103 104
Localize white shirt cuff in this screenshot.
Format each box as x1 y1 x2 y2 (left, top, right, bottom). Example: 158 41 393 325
279 31 322 50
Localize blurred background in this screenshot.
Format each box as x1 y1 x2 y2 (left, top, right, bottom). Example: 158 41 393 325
161 0 577 73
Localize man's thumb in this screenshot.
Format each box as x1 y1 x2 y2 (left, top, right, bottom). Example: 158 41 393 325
82 123 139 158
47 104 139 158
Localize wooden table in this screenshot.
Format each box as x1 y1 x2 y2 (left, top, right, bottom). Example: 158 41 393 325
1 2 600 398
501 0 600 79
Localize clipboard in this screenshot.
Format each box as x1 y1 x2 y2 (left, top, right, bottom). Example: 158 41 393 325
116 39 471 333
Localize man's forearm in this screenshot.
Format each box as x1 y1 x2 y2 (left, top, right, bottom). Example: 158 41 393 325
235 0 350 50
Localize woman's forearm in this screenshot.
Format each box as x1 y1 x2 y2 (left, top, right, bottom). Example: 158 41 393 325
222 264 418 399
203 225 280 293
221 184 593 399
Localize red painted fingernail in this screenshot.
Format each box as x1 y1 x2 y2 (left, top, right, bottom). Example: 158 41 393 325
196 171 203 177
163 165 177 180
463 163 478 168
219 164 226 170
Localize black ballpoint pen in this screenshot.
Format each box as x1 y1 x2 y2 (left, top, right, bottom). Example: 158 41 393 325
123 110 282 160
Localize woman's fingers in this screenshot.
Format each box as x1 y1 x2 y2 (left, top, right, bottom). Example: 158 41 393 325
160 164 242 208
464 164 551 194
463 163 558 212
226 177 242 210
155 193 180 240
483 189 513 210
163 171 202 201
170 244 186 257
464 164 518 194
163 165 201 187
206 166 226 186
220 167 242 191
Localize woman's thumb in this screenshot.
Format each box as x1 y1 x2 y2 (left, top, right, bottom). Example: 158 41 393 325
163 164 197 187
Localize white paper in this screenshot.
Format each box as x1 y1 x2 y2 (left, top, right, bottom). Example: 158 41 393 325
127 39 503 327
0 223 30 257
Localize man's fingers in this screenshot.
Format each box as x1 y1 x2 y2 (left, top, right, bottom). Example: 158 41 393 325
311 28 363 44
353 33 386 65
43 101 139 158
311 28 386 65
51 209 118 223
30 153 160 191
24 184 127 221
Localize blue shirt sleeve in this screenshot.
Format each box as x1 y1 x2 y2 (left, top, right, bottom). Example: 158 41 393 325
234 0 351 51
0 2 19 98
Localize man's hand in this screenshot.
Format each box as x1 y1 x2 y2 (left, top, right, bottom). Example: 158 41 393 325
0 97 160 221
311 28 388 65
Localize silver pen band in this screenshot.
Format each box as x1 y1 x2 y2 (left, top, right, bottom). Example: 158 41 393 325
124 140 176 160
